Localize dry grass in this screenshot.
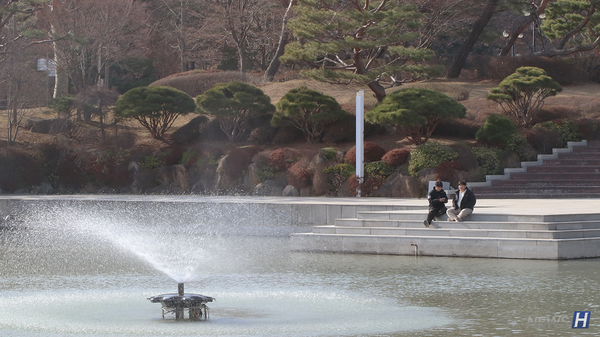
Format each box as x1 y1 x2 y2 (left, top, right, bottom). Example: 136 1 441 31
1 78 599 153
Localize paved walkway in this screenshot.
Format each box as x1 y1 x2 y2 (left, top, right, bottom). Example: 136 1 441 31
0 195 596 216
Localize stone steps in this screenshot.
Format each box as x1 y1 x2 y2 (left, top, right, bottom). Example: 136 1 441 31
468 140 600 199
334 218 600 230
313 225 600 239
290 209 600 259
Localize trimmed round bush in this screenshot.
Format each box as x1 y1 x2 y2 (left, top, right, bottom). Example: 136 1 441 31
382 148 411 166
472 147 502 176
476 114 517 148
344 142 387 164
408 142 458 176
287 162 311 189
268 148 303 171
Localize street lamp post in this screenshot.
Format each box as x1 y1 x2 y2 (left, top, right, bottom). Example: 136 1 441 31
523 11 546 53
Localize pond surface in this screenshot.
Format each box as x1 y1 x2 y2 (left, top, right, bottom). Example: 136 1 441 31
0 201 598 336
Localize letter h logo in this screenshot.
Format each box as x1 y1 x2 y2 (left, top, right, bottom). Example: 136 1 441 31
572 311 591 329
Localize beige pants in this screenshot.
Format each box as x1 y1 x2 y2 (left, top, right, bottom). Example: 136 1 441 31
447 208 473 220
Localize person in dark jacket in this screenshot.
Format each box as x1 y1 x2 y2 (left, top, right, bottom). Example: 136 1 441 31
424 181 448 228
447 180 476 221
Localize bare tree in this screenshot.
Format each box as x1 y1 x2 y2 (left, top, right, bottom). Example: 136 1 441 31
203 0 284 73
43 0 151 97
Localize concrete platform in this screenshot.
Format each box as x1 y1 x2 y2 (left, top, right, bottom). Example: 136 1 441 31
290 199 600 259
1 195 599 259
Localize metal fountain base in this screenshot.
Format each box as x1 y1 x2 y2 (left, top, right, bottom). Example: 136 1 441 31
148 283 214 320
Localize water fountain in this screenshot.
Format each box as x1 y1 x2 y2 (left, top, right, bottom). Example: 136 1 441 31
1 197 597 336
148 283 214 320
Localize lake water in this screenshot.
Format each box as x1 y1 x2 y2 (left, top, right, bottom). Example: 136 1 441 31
0 200 598 336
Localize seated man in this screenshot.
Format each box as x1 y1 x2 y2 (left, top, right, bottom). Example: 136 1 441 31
447 180 476 222
424 181 448 228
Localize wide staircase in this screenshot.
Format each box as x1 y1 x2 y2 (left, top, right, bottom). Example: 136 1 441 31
290 208 600 259
470 140 600 198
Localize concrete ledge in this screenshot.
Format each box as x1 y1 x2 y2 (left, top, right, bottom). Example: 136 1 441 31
290 233 599 259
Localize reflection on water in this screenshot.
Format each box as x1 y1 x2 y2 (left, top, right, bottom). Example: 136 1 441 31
0 202 599 336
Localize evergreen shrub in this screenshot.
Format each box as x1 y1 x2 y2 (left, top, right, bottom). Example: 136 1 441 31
476 114 517 147
408 142 458 176
472 147 502 176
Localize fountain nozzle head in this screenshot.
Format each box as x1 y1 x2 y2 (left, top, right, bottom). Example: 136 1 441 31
178 283 184 296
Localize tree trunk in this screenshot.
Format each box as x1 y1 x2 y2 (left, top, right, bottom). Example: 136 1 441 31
264 0 294 82
446 0 499 78
368 80 386 102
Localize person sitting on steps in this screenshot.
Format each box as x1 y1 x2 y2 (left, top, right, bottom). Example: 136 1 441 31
447 180 476 222
424 180 448 228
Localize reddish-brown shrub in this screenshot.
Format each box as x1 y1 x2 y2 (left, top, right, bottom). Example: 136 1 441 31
268 148 303 171
578 118 600 140
382 148 411 166
84 150 133 188
524 128 563 154
434 161 461 183
224 146 263 178
348 174 384 197
0 147 40 192
287 162 311 189
345 142 387 164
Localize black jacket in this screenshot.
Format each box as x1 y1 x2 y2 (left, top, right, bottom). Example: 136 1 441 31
453 187 476 210
428 188 448 209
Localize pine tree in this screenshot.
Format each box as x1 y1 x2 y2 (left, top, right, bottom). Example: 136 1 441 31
280 0 439 102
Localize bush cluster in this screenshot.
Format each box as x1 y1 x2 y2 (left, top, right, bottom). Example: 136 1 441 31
408 142 458 176
287 162 311 189
268 148 303 171
472 147 502 177
365 161 394 179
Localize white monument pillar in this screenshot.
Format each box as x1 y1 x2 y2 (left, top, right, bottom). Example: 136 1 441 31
355 90 364 197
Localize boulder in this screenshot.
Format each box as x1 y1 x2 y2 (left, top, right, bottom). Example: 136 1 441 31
158 165 190 191
371 173 422 198
171 116 209 145
282 185 300 196
26 118 74 134
254 180 285 196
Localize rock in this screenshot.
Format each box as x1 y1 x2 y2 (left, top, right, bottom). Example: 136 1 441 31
282 185 300 196
26 118 74 134
171 116 209 145
337 179 352 197
501 151 521 169
34 182 53 194
371 173 422 198
254 180 284 196
158 165 190 191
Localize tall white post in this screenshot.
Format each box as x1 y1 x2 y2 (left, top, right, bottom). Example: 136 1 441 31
355 90 364 197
